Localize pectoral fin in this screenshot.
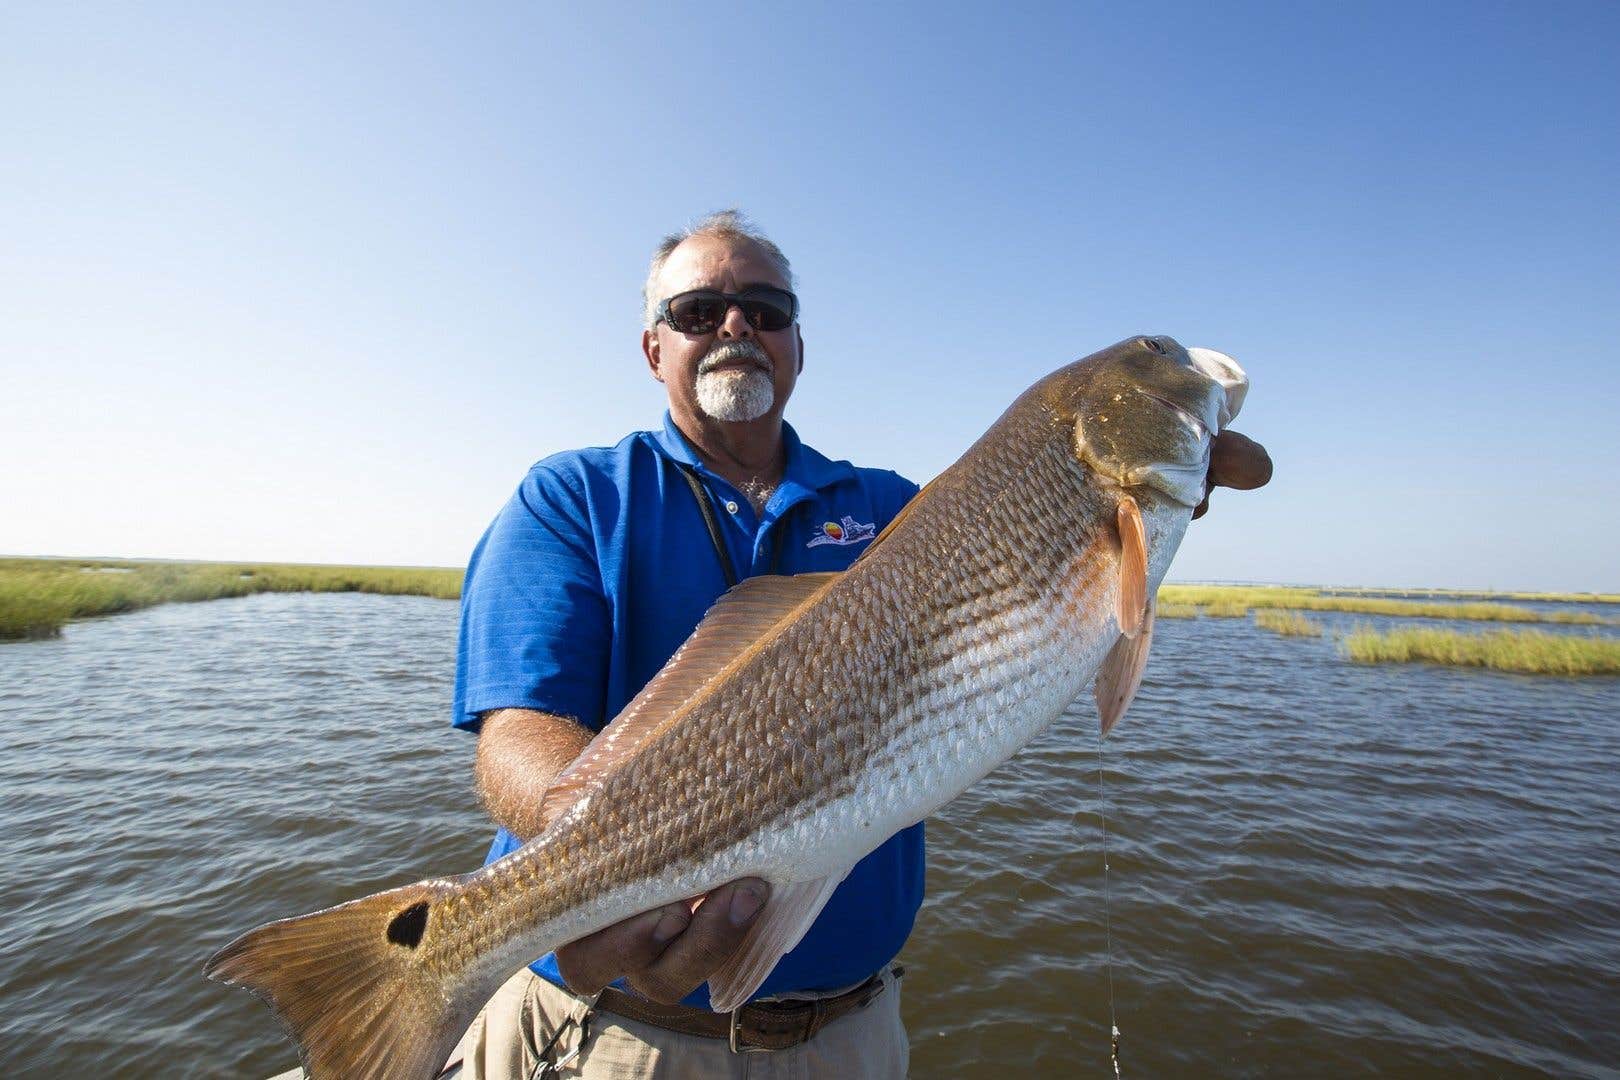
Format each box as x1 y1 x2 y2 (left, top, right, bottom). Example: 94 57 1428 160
1115 496 1148 638
1094 599 1155 737
705 873 847 1013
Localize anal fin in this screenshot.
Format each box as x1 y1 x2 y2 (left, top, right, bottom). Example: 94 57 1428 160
1095 599 1155 736
705 873 845 1013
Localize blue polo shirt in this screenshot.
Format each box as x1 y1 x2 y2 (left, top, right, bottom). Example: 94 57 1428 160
453 413 925 1009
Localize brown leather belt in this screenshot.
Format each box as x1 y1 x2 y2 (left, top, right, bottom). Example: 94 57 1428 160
594 965 900 1053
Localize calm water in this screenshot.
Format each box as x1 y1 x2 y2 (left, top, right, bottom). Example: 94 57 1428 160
1 593 1617 1078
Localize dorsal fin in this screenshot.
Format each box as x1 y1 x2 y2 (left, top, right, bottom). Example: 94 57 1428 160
535 573 841 832
861 476 938 556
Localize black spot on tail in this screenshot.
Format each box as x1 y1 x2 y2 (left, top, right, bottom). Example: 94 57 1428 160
386 901 430 948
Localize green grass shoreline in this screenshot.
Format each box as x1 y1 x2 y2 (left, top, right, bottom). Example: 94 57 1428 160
1321 585 1620 604
0 558 461 640
3 560 1616 681
1154 584 1610 626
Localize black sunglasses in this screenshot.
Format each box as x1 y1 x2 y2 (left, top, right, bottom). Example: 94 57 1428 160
656 286 799 335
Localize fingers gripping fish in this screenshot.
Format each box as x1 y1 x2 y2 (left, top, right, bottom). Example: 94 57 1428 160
204 335 1249 1080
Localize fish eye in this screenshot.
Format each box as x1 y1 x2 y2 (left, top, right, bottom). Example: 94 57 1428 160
1142 337 1167 355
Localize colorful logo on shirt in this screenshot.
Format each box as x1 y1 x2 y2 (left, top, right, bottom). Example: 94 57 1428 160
807 515 877 548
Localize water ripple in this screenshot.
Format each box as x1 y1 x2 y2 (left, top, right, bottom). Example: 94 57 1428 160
1 596 1617 1076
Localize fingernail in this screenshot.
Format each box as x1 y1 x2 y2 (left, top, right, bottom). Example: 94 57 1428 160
729 883 765 926
652 908 688 944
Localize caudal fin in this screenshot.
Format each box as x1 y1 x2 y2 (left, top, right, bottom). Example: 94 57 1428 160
204 876 483 1080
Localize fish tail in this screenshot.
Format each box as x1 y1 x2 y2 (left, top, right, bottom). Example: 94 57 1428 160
204 876 486 1080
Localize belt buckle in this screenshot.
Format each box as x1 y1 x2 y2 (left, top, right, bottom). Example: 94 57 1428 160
727 1008 771 1054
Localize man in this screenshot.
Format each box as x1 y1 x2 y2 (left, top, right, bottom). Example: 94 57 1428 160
449 211 1270 1078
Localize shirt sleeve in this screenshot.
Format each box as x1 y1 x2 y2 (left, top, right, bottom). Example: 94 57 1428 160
452 463 611 733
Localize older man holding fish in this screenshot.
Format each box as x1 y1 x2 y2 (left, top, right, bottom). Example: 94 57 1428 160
449 211 924 1078
207 211 1270 1079
445 211 1270 1078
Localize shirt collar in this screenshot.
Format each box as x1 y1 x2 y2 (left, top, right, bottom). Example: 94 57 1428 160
651 411 854 495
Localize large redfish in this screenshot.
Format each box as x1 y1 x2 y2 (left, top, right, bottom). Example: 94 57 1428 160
206 335 1248 1079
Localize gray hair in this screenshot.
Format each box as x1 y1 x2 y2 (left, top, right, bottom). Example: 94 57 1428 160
642 209 796 329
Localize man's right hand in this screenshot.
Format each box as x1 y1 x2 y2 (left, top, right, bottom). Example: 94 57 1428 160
554 878 771 1004
475 709 773 1006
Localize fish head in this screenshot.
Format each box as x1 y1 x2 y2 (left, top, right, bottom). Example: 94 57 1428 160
1053 335 1248 508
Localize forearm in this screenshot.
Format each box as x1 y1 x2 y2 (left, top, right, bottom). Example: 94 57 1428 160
475 707 767 1000
474 707 594 841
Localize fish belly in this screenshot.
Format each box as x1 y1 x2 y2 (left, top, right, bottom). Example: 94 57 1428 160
712 583 1123 888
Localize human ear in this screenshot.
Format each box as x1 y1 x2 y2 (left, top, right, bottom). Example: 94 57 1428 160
643 328 665 383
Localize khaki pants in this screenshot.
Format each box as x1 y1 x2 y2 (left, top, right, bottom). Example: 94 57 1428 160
446 966 908 1080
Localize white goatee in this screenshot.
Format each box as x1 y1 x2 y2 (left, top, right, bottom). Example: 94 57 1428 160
696 342 776 422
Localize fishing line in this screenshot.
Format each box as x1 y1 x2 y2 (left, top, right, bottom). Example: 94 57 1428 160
1096 729 1121 1078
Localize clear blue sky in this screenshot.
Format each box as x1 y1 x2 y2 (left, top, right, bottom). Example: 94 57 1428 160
3 2 1616 591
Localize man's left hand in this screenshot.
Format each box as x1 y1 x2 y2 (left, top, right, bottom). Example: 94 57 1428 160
1193 430 1272 520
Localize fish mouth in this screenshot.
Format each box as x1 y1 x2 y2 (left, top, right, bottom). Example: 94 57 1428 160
1124 391 1214 507
1141 392 1210 443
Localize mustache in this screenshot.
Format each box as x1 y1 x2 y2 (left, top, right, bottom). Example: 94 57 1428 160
698 340 773 375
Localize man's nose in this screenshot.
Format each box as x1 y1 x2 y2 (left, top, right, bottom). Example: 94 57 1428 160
715 301 755 340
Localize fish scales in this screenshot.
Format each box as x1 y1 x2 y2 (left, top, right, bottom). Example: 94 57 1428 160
204 336 1249 1080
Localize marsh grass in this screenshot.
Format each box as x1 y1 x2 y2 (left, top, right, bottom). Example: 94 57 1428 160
1156 584 1608 626
1340 625 1620 676
7 557 1612 643
1203 597 1250 618
1322 586 1620 605
0 558 462 640
1255 610 1322 637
